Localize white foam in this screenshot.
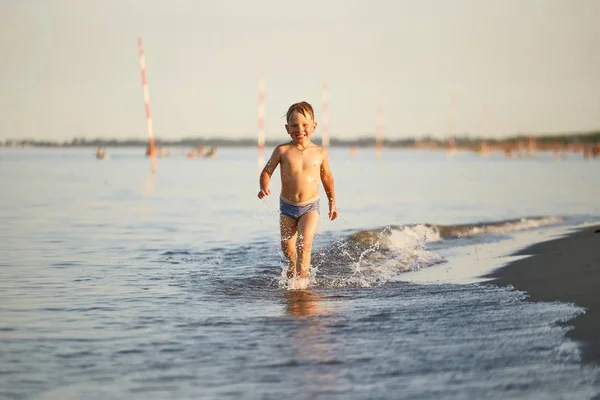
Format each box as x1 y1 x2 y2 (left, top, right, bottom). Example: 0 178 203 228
381 226 444 267
286 277 311 290
276 264 318 290
401 223 594 285
454 216 563 237
330 226 445 287
398 224 442 243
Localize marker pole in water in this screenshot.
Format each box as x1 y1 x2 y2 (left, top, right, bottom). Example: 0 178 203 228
480 104 490 154
375 93 385 158
138 37 157 173
257 71 266 169
321 83 329 150
447 94 458 152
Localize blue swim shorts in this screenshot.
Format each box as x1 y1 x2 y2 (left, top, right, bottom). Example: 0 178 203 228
280 197 320 221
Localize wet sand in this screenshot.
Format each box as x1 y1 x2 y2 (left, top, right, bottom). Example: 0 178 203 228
484 225 600 365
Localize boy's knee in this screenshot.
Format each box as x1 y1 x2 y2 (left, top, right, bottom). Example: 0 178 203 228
297 237 313 250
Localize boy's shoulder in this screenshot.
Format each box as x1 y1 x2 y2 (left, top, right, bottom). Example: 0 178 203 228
311 143 327 155
274 143 292 153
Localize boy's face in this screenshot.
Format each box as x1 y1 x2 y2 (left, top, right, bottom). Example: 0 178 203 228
285 111 317 143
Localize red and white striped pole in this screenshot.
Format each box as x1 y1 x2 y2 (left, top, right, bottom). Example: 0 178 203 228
138 37 157 173
375 94 385 158
257 71 266 168
321 83 329 150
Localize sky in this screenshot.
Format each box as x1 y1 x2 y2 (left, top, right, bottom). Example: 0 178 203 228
1 0 599 141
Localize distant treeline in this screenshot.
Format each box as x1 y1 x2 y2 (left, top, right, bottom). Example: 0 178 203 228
2 131 599 148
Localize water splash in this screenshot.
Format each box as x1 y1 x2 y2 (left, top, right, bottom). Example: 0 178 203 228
310 225 444 288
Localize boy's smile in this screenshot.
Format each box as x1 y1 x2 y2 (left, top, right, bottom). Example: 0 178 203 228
285 111 317 145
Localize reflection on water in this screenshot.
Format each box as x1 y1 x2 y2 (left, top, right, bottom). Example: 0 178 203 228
284 289 341 391
142 172 155 197
284 289 328 318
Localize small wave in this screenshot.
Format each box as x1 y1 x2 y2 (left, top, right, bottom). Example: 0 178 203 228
161 250 193 256
432 216 564 239
309 226 444 288
349 216 563 247
310 216 562 288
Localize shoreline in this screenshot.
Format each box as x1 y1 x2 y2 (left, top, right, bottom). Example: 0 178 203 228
403 223 576 285
483 225 600 365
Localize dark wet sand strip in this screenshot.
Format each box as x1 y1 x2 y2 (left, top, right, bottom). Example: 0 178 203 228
484 225 600 365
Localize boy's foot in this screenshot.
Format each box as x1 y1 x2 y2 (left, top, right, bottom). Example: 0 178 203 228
296 278 309 290
288 277 309 290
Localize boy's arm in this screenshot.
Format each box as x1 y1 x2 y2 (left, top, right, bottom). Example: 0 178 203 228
258 146 282 199
320 150 338 221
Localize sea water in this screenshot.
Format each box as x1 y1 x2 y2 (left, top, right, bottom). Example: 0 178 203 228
1 147 599 399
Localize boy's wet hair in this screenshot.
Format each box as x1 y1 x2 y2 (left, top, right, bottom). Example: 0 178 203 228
285 101 315 124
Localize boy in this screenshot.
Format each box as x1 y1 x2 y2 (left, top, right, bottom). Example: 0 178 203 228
257 101 338 285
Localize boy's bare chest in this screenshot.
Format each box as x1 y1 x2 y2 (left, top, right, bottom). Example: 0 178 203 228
281 152 321 173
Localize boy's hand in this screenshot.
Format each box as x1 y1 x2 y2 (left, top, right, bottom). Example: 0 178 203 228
328 201 338 221
258 187 270 199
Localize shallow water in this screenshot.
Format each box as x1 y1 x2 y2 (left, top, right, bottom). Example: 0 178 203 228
1 147 599 399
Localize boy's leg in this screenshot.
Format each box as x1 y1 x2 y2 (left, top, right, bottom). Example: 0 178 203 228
296 210 320 279
280 214 298 278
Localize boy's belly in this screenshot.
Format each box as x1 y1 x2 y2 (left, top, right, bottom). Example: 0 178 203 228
280 194 320 206
280 186 319 205
279 172 320 204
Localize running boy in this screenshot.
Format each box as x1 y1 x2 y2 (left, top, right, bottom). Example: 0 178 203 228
258 101 338 283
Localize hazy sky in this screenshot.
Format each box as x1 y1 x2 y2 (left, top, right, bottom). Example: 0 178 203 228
1 0 599 141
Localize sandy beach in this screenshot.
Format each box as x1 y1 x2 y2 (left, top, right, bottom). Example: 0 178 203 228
484 225 600 365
